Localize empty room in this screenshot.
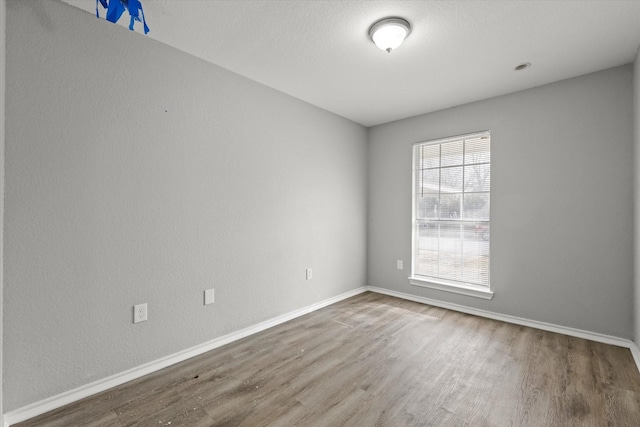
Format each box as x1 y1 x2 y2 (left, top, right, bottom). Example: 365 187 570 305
2 0 640 425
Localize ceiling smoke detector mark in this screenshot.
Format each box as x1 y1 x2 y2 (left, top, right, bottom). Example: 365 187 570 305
514 62 531 71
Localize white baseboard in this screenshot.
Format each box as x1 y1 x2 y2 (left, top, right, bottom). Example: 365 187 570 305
3 287 367 427
365 286 635 350
630 342 640 374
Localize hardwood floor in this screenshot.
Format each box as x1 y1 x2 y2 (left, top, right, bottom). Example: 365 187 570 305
15 292 640 426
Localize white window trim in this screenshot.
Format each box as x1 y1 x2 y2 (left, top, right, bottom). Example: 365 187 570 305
409 276 494 300
410 130 492 299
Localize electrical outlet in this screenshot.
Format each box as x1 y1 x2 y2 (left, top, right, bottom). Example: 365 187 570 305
204 288 215 305
306 268 313 280
397 260 403 270
133 303 147 323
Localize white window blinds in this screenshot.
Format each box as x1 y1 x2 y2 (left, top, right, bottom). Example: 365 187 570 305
412 131 490 288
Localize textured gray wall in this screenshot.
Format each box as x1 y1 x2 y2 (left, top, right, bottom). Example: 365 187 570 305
634 47 640 348
4 0 367 411
368 66 634 338
0 0 5 421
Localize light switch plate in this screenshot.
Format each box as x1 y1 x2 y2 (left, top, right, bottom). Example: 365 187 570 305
204 288 215 305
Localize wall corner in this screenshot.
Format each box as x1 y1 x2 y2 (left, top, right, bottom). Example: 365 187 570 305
633 43 640 350
0 0 6 422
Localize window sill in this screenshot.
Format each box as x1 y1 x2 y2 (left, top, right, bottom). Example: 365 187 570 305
408 277 494 300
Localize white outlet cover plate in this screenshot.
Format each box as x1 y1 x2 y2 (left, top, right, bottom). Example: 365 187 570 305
134 303 148 323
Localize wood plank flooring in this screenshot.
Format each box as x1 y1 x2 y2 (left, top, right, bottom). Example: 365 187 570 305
14 292 640 426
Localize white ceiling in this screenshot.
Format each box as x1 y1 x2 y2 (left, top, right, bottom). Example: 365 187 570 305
62 0 640 127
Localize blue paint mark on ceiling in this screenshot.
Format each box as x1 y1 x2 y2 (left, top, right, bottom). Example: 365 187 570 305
96 0 149 34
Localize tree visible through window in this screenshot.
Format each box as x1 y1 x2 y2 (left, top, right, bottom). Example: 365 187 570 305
412 131 490 288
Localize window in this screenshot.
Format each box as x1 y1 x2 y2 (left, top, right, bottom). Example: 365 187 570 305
410 131 492 299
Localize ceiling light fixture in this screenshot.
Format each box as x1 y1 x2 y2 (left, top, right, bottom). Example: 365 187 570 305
369 17 411 53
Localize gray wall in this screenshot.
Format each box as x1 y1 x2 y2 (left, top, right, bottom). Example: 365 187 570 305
635 47 640 348
3 0 367 411
0 0 5 421
368 66 634 338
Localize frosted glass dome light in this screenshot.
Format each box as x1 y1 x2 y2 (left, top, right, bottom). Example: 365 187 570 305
369 18 411 53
